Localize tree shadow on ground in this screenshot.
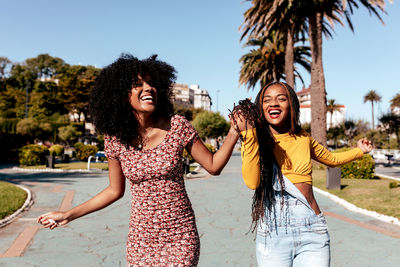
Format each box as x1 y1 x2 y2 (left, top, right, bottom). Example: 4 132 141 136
0 171 107 186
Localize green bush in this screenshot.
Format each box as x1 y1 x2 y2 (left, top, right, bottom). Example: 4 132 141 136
333 148 375 179
389 182 400 189
19 144 49 166
183 143 215 163
75 144 98 161
49 144 64 156
74 142 84 150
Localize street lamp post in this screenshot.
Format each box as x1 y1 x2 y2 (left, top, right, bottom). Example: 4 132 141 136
216 89 220 112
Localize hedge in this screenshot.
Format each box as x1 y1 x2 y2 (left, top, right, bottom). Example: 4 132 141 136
75 143 98 161
49 144 64 156
19 144 49 166
333 147 375 179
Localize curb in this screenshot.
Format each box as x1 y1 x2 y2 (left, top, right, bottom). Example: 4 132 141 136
11 167 105 173
375 173 400 182
0 184 33 228
313 186 400 226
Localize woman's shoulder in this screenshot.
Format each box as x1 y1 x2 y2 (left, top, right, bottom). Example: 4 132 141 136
171 114 191 127
104 134 122 146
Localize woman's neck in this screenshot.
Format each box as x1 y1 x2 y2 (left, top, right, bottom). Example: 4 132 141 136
269 124 290 135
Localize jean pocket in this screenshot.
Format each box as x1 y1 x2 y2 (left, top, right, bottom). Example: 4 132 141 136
311 221 328 235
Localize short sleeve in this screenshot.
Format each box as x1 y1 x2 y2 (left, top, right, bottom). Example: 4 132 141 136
104 134 120 160
177 115 199 148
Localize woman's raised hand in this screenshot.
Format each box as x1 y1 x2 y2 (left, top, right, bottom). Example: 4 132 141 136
357 137 373 153
228 98 256 133
37 211 69 230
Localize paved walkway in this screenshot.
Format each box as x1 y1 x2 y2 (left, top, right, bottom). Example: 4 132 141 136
0 155 400 266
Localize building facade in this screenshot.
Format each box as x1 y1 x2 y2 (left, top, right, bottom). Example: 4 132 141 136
172 83 212 111
296 87 346 128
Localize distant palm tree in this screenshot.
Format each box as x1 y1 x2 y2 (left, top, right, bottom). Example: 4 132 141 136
380 112 400 148
390 93 400 112
364 90 382 129
239 33 310 90
326 99 341 129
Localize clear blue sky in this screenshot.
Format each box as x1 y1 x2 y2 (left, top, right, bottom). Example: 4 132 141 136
1 0 399 126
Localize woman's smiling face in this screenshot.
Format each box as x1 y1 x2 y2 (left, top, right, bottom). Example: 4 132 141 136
129 74 158 116
261 84 290 134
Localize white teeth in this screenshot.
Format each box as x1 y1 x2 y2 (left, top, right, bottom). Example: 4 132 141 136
269 110 280 115
141 96 153 101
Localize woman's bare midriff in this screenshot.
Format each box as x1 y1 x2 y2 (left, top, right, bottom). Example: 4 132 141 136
294 182 321 215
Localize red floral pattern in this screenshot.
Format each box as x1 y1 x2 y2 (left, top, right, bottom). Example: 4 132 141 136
104 115 200 266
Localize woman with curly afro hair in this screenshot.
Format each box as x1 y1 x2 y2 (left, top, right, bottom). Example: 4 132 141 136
38 53 240 266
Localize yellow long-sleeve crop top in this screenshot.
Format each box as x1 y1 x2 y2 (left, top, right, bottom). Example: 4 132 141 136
241 128 364 189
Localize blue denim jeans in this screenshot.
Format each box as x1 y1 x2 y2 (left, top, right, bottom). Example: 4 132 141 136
256 171 330 267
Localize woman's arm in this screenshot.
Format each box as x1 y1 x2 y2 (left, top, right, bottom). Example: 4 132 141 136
240 128 260 190
188 126 239 176
37 158 126 229
311 137 373 167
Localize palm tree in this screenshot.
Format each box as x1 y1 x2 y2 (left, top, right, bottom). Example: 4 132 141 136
240 0 388 147
240 1 309 88
364 90 382 129
380 112 400 148
239 33 310 90
390 93 400 113
326 99 341 129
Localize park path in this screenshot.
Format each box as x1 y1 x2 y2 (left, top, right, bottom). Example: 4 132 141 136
0 153 400 266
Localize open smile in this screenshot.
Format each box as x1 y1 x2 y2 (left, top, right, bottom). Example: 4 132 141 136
268 109 281 119
140 94 155 104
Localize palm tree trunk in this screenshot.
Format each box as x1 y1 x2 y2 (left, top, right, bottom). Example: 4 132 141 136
309 12 327 147
371 101 375 129
284 27 295 88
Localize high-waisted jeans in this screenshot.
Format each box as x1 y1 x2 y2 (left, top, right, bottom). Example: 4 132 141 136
256 173 330 267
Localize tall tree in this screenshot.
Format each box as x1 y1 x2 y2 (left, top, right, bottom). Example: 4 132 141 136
379 112 400 147
364 90 381 129
240 1 309 88
0 57 12 91
241 0 388 147
239 33 310 90
390 93 400 113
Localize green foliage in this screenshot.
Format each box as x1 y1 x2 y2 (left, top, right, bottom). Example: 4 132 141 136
49 144 64 156
389 181 400 189
183 143 215 163
18 144 49 166
192 111 230 139
301 123 311 134
58 125 82 144
204 143 216 153
96 135 104 151
0 118 19 134
75 144 98 161
15 118 53 140
333 148 375 179
74 142 84 150
16 118 39 136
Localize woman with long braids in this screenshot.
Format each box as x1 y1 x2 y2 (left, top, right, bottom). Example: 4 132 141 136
37 54 240 266
235 82 372 266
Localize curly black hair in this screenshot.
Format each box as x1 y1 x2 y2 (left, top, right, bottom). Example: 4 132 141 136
250 81 301 231
89 53 176 146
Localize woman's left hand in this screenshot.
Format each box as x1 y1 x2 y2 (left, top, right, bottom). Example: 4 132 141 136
357 137 373 153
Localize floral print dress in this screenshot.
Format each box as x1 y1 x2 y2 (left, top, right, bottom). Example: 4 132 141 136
104 115 200 266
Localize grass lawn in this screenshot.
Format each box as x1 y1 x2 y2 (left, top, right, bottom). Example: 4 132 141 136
0 181 27 220
20 162 109 171
312 167 400 220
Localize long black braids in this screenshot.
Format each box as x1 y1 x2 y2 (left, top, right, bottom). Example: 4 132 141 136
230 81 301 232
